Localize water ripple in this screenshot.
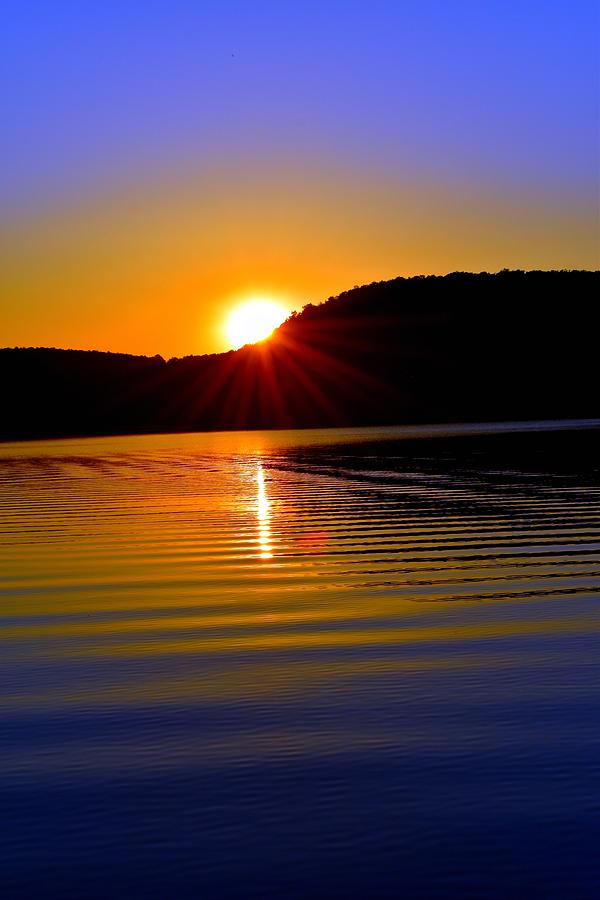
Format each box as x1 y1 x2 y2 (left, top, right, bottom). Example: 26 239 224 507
1 423 599 898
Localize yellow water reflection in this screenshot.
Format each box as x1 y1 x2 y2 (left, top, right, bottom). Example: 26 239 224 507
1 422 600 891
256 464 273 558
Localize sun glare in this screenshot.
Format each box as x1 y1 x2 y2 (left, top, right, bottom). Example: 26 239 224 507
226 299 288 349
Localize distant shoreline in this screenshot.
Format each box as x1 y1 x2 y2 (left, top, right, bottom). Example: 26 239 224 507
1 417 599 450
2 271 598 443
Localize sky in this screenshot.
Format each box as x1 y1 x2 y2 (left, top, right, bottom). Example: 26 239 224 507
1 0 598 358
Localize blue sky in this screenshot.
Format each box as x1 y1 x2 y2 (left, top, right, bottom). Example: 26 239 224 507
2 0 598 209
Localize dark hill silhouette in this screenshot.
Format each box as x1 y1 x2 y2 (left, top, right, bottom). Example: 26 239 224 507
1 270 598 441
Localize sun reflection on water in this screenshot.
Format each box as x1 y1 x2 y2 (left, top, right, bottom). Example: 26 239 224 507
256 464 273 558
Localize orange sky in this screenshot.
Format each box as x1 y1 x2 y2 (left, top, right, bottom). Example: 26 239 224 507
1 159 598 359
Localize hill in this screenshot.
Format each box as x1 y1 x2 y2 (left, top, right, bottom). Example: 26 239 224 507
1 270 598 441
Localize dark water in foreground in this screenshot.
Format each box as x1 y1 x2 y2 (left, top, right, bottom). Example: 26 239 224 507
1 422 599 899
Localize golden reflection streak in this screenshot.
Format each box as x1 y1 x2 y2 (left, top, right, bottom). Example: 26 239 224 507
47 616 600 658
2 611 599 642
256 464 273 558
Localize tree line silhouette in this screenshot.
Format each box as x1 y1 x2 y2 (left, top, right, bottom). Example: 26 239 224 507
1 270 598 441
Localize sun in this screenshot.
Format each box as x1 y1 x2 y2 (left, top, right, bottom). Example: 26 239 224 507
225 298 289 349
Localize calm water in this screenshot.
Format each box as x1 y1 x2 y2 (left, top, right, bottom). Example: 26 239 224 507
1 422 600 899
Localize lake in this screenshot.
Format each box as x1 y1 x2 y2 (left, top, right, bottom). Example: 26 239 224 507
1 421 599 898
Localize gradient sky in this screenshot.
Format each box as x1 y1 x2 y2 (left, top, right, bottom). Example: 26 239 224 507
1 0 598 358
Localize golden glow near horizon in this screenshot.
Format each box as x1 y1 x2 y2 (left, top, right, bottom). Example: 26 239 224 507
256 464 273 559
1 161 598 359
226 299 289 349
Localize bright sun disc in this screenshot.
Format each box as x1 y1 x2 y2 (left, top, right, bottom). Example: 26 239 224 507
226 299 288 348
